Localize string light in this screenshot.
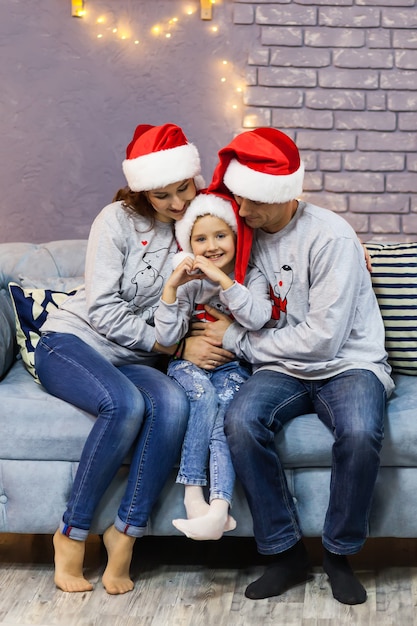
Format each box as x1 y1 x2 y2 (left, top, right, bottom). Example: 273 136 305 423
73 3 242 114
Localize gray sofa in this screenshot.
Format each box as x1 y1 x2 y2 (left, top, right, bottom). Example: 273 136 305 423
1 239 417 538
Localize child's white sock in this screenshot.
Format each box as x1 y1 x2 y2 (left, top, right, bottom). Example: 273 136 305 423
183 485 210 519
172 499 236 541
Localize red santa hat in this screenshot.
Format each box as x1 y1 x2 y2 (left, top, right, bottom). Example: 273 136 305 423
173 191 253 284
209 127 304 204
122 123 203 191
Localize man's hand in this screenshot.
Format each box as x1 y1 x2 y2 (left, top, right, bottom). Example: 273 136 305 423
201 305 233 345
183 335 235 369
184 306 235 369
363 244 372 272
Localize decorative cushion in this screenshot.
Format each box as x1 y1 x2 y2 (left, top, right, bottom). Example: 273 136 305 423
8 283 77 380
366 242 417 375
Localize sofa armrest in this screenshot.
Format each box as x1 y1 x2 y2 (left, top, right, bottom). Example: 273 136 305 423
0 288 16 379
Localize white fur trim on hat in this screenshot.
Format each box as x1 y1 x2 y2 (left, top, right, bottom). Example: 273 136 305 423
122 142 201 191
175 194 237 254
224 158 305 204
171 251 196 270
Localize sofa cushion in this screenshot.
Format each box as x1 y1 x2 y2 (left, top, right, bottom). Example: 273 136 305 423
0 360 414 470
8 283 77 380
12 240 87 281
366 242 417 375
19 275 84 292
0 360 95 461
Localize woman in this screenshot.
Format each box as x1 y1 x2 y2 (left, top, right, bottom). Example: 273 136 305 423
34 123 234 595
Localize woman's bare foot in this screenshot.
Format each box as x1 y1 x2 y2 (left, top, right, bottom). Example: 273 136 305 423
53 529 93 592
102 525 136 595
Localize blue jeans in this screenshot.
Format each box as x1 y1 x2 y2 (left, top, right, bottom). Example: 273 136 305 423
224 369 386 556
35 332 189 540
168 359 251 506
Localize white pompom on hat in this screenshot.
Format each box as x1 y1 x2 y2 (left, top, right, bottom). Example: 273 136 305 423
122 123 202 192
173 191 253 284
209 127 304 204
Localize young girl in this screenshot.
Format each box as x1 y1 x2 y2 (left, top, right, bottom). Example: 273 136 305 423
34 123 225 595
154 192 272 540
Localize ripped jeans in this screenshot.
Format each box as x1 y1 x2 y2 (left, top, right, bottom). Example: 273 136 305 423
168 359 251 506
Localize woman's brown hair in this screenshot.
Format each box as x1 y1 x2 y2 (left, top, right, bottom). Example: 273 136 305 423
112 186 157 227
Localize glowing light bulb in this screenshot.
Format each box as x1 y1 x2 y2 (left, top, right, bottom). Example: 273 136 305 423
222 60 228 65
112 28 118 33
221 77 226 83
211 26 218 32
152 25 161 35
97 16 105 24
97 33 103 39
166 33 172 38
134 40 140 45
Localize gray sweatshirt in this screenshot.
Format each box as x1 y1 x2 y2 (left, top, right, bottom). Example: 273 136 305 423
154 265 272 347
42 201 178 366
223 201 394 395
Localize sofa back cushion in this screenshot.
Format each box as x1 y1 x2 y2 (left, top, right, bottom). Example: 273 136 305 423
366 242 417 375
0 240 87 379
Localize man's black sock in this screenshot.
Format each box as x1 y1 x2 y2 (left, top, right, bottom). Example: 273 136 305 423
323 548 367 605
245 540 311 600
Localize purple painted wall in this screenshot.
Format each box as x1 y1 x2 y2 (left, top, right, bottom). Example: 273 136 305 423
0 0 249 242
1 0 417 243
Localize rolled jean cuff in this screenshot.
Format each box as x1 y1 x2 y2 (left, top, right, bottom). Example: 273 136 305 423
176 476 207 486
209 491 233 507
114 515 148 539
59 519 89 542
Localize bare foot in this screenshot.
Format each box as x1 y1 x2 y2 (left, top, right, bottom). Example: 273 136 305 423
102 525 136 595
53 529 93 592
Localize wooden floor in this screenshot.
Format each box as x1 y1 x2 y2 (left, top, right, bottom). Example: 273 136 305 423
0 534 417 625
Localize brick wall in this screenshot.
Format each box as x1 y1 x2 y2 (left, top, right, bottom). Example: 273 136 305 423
233 0 417 241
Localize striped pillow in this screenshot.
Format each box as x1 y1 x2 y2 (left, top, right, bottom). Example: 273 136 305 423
366 242 417 375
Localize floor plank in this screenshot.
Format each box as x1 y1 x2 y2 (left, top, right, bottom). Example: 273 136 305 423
0 535 416 625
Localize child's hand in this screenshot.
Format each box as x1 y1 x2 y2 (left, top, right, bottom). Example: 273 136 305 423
192 255 226 283
161 256 203 304
192 256 234 290
167 256 203 289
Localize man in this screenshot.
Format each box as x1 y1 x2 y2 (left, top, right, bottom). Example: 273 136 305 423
204 128 394 605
